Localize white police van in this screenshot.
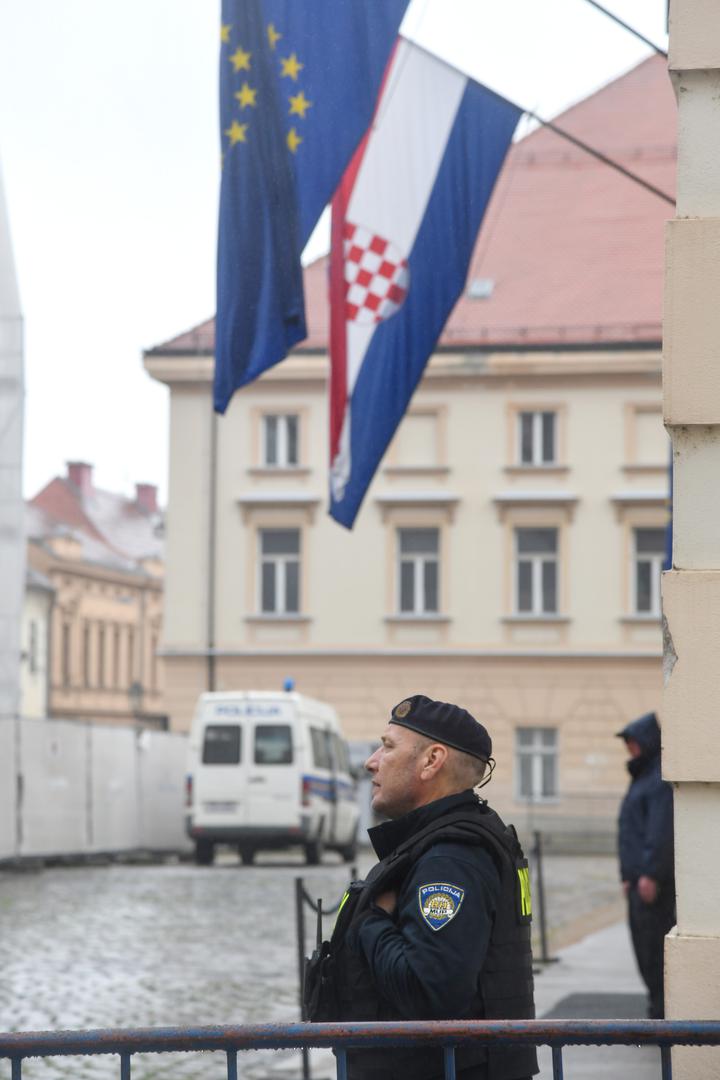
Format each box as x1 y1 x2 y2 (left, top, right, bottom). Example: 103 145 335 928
186 690 359 866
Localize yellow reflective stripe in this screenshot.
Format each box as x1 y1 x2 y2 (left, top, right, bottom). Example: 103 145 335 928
333 890 351 930
517 866 532 917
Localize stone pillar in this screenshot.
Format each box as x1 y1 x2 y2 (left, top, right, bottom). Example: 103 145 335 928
663 2 720 1075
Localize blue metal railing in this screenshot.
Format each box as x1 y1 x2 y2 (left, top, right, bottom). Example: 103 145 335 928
2 1020 720 1080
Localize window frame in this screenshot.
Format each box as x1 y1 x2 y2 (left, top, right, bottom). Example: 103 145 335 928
396 526 440 615
515 726 559 803
310 727 332 771
258 528 301 616
513 527 559 616
202 724 242 765
253 723 294 766
262 413 300 469
632 526 666 618
516 410 557 466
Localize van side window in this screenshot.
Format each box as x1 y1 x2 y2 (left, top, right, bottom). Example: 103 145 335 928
203 725 241 765
255 724 293 765
332 734 351 774
310 727 331 770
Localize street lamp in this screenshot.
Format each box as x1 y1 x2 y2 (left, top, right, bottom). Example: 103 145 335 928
128 680 144 725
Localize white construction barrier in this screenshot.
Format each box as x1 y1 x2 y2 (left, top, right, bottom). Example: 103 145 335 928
90 724 140 853
0 716 190 861
138 730 188 851
0 719 16 859
20 719 89 857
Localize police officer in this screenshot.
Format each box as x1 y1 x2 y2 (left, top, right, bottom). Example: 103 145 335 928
305 695 537 1080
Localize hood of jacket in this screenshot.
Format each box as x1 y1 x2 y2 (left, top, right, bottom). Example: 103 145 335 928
616 711 661 758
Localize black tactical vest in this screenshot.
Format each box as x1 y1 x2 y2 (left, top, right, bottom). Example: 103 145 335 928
304 802 537 1080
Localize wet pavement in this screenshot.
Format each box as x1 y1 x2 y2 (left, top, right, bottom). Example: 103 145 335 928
0 848 627 1080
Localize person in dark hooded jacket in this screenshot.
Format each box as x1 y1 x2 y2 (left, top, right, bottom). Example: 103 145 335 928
616 711 675 1019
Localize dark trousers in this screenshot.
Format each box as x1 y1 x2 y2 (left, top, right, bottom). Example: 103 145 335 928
628 883 676 1019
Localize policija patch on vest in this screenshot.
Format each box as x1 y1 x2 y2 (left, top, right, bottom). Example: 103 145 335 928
418 882 465 931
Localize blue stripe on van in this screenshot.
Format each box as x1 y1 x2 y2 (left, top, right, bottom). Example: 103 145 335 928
302 775 356 802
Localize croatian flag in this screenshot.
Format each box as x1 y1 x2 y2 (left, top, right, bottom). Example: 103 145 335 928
328 40 522 528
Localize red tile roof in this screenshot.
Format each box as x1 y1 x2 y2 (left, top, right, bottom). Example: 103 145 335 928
30 471 164 563
148 54 674 357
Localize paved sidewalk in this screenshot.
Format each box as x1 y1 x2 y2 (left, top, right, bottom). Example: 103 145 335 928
533 918 659 1078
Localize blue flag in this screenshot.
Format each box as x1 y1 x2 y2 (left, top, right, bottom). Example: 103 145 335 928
215 0 409 413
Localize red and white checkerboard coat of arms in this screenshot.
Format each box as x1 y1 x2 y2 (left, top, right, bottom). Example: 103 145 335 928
343 221 410 325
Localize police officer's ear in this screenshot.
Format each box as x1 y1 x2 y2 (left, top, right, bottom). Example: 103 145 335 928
419 742 449 780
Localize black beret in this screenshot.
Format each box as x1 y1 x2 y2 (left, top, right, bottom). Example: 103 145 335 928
389 694 492 762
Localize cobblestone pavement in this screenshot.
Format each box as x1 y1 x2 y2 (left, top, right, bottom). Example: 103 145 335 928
0 848 624 1080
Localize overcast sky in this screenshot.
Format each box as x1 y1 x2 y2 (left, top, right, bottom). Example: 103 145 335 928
0 0 669 502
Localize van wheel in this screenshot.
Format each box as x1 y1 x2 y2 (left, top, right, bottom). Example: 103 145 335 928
239 847 255 866
304 837 324 865
195 839 215 866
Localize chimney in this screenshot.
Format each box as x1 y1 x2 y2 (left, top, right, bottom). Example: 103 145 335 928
66 461 93 499
135 482 158 514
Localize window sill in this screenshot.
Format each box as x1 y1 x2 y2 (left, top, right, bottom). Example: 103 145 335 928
619 614 661 624
383 465 451 477
384 614 451 624
621 464 667 474
247 466 311 477
245 614 312 623
502 615 571 624
493 492 578 506
503 465 569 475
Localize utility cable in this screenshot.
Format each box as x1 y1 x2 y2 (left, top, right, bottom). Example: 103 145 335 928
521 106 675 206
580 0 668 57
405 38 676 207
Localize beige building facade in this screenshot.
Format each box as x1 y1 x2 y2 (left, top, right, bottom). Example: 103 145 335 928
146 346 667 834
25 463 167 729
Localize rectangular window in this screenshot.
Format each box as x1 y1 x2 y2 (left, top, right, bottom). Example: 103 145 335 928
97 624 105 688
82 623 91 687
28 621 38 675
127 627 135 684
633 527 665 616
254 724 293 765
151 633 158 690
332 733 351 774
311 727 332 770
515 528 558 615
259 528 300 614
62 622 71 688
262 414 299 467
518 411 556 465
202 724 242 765
113 626 121 688
398 528 439 614
516 727 558 801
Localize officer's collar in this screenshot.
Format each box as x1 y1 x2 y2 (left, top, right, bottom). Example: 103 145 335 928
368 790 480 860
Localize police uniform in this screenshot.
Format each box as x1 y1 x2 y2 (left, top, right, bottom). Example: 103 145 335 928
305 697 537 1080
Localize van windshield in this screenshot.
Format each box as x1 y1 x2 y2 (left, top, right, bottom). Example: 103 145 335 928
254 724 293 765
202 724 241 764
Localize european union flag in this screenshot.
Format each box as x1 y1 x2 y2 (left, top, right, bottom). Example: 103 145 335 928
215 0 409 413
